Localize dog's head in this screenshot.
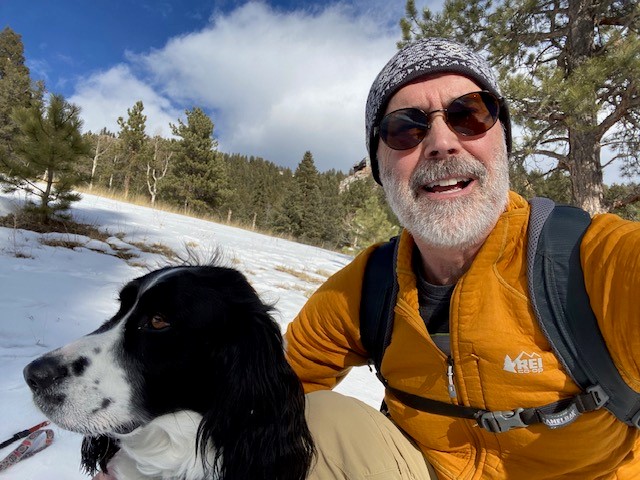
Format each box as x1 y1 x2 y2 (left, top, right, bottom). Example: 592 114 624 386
24 264 314 479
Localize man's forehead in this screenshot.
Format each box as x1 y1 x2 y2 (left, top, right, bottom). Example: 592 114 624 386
385 74 483 111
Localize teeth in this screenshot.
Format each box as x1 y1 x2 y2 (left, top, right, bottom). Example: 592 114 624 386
426 177 470 188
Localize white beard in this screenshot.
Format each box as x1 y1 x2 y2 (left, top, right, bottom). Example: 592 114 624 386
380 144 510 249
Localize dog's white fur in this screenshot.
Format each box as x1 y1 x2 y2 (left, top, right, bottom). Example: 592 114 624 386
110 411 212 480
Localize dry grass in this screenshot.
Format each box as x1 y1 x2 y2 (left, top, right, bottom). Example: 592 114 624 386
274 265 327 285
39 238 83 249
314 268 334 278
274 282 317 298
128 241 178 261
0 211 110 241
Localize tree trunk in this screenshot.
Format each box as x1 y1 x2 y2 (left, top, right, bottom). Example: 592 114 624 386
123 173 131 199
568 129 605 214
42 168 54 209
565 0 605 215
90 136 101 191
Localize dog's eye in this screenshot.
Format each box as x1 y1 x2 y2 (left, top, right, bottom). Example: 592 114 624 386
149 314 170 330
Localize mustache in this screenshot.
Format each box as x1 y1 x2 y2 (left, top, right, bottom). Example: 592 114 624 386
409 156 488 192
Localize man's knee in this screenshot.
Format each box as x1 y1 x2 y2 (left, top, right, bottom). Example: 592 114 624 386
305 390 436 479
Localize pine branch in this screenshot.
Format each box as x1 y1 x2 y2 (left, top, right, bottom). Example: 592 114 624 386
611 188 640 209
531 149 567 163
598 80 640 136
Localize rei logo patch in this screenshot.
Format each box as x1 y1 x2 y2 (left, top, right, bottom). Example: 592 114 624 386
503 352 544 374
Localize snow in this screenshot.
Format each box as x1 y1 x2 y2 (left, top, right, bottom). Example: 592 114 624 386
0 190 383 479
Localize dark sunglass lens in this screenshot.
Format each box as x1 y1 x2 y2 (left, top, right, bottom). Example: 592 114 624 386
380 109 429 150
447 92 500 136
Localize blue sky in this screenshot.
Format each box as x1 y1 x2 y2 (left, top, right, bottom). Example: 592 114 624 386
6 0 327 96
2 0 219 94
3 0 437 173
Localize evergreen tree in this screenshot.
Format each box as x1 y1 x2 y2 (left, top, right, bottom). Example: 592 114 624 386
163 107 228 214
218 153 294 230
117 101 148 198
349 195 400 252
0 27 36 164
1 94 91 222
278 151 325 243
317 171 343 247
340 175 400 251
400 0 640 214
606 183 640 221
509 162 573 204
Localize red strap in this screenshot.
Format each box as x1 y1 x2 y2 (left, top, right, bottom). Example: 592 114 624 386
0 429 54 472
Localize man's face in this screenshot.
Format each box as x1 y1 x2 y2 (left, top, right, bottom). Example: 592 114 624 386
377 74 510 249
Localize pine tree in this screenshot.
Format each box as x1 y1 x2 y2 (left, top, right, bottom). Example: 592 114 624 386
278 151 325 243
0 27 36 164
606 182 640 221
317 171 344 247
349 195 400 252
400 0 640 214
163 107 228 214
340 175 400 252
1 94 91 222
117 101 148 198
217 153 294 230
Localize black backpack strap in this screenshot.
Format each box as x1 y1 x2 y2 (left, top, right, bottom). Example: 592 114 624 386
528 197 640 427
360 236 399 382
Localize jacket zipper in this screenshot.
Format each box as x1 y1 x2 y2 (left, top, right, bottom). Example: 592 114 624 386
447 355 457 399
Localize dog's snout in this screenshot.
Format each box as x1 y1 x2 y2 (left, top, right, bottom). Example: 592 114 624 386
24 356 69 392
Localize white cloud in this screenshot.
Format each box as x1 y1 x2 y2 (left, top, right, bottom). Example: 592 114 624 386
70 64 181 137
69 2 399 171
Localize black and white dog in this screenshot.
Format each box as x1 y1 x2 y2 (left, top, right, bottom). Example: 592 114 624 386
23 264 315 479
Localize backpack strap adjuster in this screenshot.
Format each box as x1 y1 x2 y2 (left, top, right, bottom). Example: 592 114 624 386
631 409 640 428
476 408 527 433
586 385 609 409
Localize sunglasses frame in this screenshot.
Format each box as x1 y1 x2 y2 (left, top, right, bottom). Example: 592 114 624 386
375 91 502 151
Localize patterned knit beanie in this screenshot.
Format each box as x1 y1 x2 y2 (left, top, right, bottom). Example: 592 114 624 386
365 38 512 184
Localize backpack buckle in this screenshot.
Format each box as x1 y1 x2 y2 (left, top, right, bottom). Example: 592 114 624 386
631 409 640 428
477 408 527 433
586 385 609 409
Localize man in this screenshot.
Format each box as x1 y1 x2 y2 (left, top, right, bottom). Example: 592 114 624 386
285 38 640 479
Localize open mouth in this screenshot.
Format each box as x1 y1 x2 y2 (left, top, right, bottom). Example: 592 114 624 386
424 177 473 194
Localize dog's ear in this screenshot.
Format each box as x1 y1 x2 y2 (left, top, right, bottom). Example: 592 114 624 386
81 435 119 476
198 308 315 480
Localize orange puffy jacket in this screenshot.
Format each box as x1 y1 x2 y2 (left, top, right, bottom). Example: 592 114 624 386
285 192 640 479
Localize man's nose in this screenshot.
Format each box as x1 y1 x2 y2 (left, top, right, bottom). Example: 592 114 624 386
421 113 461 158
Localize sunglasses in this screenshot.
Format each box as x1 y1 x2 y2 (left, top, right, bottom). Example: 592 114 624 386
376 91 502 150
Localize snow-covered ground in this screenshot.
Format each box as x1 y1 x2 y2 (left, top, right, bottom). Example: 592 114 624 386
0 190 383 479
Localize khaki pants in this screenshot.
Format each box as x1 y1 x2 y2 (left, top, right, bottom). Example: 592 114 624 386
305 390 438 479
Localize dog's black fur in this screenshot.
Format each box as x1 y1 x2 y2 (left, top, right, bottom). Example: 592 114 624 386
24 264 315 479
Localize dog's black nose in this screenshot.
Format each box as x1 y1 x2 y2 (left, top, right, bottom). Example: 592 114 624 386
24 357 69 392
